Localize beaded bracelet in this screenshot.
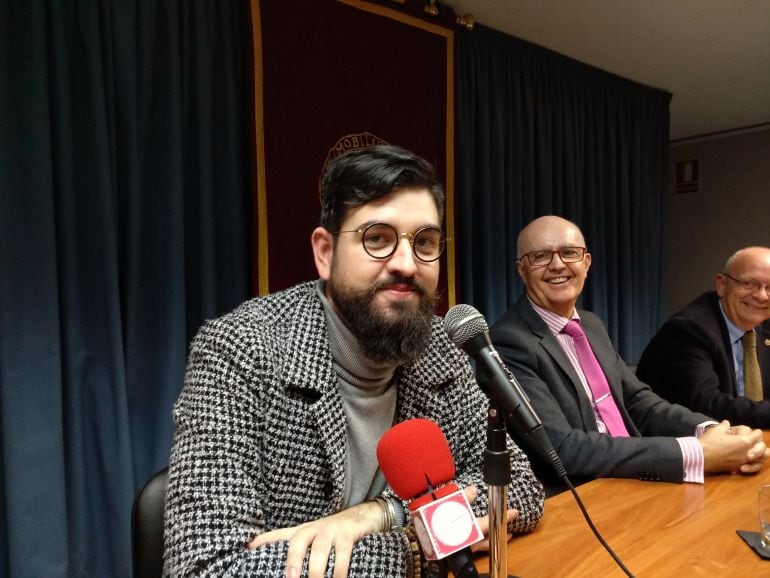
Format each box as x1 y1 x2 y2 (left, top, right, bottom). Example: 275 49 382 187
403 525 422 578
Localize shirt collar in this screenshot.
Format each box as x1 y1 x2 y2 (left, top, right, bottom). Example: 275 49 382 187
718 299 748 344
528 296 581 336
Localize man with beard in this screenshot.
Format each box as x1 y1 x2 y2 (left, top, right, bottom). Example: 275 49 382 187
163 146 544 578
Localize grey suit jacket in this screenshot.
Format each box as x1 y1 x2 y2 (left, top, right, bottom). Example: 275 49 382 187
486 295 711 494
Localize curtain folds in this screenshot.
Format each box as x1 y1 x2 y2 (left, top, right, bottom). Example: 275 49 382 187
1 8 673 578
0 2 253 576
455 25 670 362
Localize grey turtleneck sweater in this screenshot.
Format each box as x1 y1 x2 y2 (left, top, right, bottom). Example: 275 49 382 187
316 281 399 509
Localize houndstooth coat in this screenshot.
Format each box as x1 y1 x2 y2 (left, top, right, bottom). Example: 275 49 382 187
163 281 544 577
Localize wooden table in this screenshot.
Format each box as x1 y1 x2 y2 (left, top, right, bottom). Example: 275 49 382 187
474 466 770 577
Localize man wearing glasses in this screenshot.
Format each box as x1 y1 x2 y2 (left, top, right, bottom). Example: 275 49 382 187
164 145 544 578
637 247 770 428
484 215 769 496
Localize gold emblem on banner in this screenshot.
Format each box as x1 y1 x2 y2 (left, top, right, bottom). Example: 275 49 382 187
319 132 389 197
764 338 770 347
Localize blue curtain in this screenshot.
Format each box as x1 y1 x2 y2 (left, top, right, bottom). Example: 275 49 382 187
0 1 253 576
455 25 670 362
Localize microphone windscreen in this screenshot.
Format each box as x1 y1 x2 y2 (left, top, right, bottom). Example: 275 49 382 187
376 418 456 500
443 304 488 348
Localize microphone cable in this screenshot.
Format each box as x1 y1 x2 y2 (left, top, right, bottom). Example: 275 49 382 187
559 471 635 578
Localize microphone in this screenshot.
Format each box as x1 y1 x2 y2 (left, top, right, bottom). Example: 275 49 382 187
377 419 482 578
445 306 636 577
444 304 566 479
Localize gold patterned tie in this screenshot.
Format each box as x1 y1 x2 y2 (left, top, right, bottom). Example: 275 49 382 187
742 331 763 401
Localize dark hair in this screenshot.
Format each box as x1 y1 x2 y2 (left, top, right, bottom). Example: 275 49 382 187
319 145 445 232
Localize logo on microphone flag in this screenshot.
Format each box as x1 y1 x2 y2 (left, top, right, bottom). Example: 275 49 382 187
411 488 483 560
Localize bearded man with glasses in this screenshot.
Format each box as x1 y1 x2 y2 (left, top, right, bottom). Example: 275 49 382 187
638 247 770 428
482 215 769 496
163 145 544 578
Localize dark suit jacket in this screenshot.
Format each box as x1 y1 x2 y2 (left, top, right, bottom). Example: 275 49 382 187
485 295 710 495
637 291 770 428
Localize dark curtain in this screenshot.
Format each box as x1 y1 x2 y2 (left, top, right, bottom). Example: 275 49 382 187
455 25 670 362
0 2 253 577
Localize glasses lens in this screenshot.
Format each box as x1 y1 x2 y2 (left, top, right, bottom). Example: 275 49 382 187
528 251 553 266
559 247 585 263
413 227 445 261
361 223 397 258
739 278 763 292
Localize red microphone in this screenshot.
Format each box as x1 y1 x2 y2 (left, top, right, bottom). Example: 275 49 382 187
377 419 483 576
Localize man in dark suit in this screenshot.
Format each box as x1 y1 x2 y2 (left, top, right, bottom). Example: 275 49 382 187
487 215 769 495
637 247 770 428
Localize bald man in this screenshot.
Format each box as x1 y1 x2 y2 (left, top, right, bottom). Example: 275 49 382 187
483 216 769 495
637 247 770 428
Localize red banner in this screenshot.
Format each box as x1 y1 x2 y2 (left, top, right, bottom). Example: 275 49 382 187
252 0 456 312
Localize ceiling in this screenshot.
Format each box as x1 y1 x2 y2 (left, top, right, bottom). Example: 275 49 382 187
440 0 770 141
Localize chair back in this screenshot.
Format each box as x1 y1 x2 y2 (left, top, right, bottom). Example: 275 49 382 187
131 467 169 578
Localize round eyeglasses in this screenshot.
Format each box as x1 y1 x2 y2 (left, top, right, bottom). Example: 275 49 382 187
518 246 587 267
336 222 446 263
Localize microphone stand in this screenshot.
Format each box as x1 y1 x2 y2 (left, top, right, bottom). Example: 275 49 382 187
481 405 518 578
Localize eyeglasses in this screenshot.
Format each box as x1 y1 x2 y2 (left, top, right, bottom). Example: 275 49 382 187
518 246 587 267
722 273 770 293
337 222 446 263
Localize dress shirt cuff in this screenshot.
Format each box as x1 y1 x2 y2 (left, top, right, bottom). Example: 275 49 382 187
677 436 704 484
695 421 720 438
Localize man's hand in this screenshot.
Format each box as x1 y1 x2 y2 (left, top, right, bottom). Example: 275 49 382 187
700 420 770 474
463 486 520 553
246 500 382 578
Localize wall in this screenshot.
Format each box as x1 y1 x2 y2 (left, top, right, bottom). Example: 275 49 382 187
665 128 770 315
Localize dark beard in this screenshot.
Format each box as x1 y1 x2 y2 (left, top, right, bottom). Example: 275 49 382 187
329 275 437 366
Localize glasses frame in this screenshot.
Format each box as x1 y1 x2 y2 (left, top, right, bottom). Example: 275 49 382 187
722 272 770 294
518 246 587 267
336 222 447 263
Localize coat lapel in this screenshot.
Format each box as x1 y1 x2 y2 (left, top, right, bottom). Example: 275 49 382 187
515 297 599 429
279 286 347 510
707 292 740 392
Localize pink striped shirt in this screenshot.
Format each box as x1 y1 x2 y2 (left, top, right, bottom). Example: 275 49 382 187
528 298 706 483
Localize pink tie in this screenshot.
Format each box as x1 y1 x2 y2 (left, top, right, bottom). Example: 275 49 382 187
561 320 629 437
